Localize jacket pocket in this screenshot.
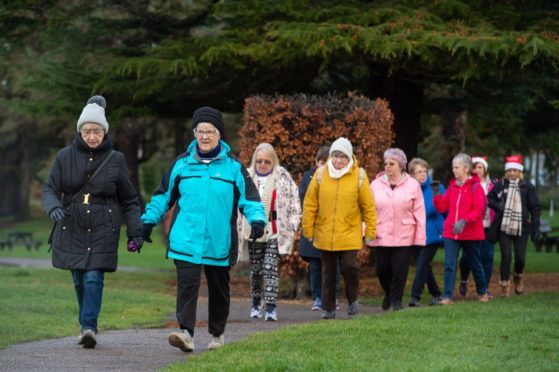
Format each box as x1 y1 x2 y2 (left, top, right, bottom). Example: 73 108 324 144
401 219 416 225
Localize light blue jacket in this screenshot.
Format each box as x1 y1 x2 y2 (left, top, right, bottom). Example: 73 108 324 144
142 140 266 266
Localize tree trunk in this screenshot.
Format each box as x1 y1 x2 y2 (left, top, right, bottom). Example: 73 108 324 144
434 109 468 186
366 67 424 159
0 141 22 218
16 125 32 220
114 119 144 208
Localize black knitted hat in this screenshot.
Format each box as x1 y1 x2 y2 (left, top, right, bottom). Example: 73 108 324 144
192 106 225 137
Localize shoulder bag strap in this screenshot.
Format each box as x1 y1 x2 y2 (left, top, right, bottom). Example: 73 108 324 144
67 150 115 204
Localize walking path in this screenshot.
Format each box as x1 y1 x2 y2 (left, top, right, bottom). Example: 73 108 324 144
0 258 383 371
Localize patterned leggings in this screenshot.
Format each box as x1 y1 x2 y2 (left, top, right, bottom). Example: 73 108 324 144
248 239 280 307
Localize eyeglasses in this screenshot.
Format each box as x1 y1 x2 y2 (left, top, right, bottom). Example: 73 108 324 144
81 129 104 136
255 159 272 165
193 129 218 138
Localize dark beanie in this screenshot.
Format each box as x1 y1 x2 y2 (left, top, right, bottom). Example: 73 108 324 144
192 106 225 137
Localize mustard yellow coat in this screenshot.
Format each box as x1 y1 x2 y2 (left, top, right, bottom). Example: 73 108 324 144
302 159 376 251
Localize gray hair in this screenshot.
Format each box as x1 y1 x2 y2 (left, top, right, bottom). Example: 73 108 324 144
249 143 280 169
452 153 473 173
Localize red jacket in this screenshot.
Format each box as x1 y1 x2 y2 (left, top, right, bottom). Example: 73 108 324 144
433 175 486 240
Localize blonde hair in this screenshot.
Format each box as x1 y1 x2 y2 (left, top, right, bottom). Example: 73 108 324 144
249 143 280 170
408 157 429 174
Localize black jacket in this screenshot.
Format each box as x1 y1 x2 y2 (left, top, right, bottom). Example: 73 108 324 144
42 134 142 271
487 178 541 235
298 166 321 259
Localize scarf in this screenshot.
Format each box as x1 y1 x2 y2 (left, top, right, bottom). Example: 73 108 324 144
327 157 354 179
501 179 522 236
243 168 277 241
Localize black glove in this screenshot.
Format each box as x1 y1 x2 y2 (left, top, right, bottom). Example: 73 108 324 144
127 237 144 253
249 222 265 242
142 223 155 243
531 230 540 243
453 219 467 235
49 207 65 222
430 181 441 195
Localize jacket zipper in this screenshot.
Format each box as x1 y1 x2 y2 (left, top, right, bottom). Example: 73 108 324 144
454 186 462 239
330 179 339 250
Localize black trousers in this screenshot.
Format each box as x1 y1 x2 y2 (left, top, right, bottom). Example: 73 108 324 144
174 260 230 337
375 246 412 305
321 250 359 312
499 233 529 280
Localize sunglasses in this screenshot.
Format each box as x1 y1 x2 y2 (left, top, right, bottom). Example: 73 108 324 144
255 159 272 165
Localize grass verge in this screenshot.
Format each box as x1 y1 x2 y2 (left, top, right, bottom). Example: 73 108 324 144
167 292 559 371
0 267 175 349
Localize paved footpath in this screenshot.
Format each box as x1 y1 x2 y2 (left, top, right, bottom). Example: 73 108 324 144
0 258 383 371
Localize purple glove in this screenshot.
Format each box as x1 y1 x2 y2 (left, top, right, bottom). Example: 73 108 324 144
127 237 143 253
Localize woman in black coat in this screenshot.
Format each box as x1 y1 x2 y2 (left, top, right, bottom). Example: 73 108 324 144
487 155 541 297
42 96 143 349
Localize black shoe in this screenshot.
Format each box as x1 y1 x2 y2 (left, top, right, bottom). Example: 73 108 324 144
430 296 442 306
408 297 420 307
459 281 468 297
392 301 403 311
322 310 336 319
81 329 97 349
381 296 391 310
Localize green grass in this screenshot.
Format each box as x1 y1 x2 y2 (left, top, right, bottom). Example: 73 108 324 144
0 267 175 349
167 292 559 371
0 217 174 270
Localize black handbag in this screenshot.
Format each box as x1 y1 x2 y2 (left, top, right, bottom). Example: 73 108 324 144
487 212 502 244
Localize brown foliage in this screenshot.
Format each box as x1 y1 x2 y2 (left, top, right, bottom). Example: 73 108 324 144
240 92 393 281
239 92 394 182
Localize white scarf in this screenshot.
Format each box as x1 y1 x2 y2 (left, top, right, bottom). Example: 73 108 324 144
327 157 354 179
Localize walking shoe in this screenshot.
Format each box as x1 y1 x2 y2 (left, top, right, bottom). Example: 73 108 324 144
430 296 442 306
311 298 322 311
459 280 468 297
408 297 420 307
80 329 97 349
381 296 391 310
348 301 359 316
499 280 510 297
478 293 490 302
438 297 454 305
208 335 224 350
250 306 263 319
392 301 403 311
322 310 336 319
264 308 278 321
513 273 524 294
168 329 194 352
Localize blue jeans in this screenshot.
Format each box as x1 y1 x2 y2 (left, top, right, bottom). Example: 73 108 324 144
459 234 495 285
443 239 487 299
308 257 339 301
71 270 105 333
410 244 442 300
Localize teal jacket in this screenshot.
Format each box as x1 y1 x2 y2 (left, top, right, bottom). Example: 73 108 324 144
142 140 266 266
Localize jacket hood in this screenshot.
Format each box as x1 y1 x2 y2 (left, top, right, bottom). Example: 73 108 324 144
420 175 432 190
375 171 412 186
449 173 481 187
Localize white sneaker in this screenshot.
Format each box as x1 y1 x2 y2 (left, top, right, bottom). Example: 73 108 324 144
250 304 262 318
264 309 278 321
168 330 194 352
208 335 224 350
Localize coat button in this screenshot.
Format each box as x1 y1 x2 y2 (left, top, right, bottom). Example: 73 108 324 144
87 210 90 213
62 226 66 230
89 158 93 161
87 229 91 232
108 209 112 213
87 247 91 251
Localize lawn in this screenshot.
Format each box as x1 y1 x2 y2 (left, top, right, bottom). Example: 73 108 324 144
167 292 559 371
0 267 175 349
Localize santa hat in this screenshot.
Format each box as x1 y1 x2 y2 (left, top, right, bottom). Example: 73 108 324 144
504 154 524 171
472 156 488 171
